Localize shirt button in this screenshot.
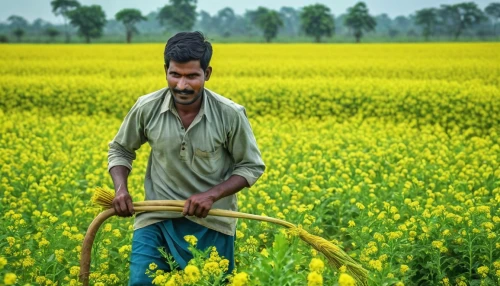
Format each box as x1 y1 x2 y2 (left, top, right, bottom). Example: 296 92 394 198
181 142 186 145
181 147 185 150
181 127 184 130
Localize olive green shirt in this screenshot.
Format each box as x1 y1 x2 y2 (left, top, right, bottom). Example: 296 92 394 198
108 87 265 236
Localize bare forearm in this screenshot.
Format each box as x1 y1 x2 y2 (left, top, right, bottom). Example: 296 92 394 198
210 175 249 202
109 165 130 193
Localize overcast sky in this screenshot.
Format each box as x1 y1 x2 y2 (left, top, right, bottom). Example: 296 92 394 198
0 0 494 24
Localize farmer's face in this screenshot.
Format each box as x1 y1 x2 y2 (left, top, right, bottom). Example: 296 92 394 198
165 60 212 106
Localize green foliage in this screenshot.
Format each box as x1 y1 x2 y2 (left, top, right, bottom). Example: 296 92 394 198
7 15 29 29
279 7 301 37
115 9 147 27
215 8 237 38
344 2 376 43
12 28 24 42
485 2 500 19
415 8 438 40
50 0 80 17
486 2 500 35
439 3 487 40
147 244 229 285
157 247 180 271
115 9 146 43
299 4 335 43
246 233 306 285
45 27 61 41
50 0 81 42
67 5 107 43
157 0 197 32
248 7 284 43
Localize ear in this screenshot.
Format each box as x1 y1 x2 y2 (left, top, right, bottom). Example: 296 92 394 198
204 66 212 81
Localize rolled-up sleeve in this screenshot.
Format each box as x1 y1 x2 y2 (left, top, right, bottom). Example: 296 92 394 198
227 108 265 186
108 99 147 172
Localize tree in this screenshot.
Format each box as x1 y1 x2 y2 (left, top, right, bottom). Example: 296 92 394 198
7 15 29 29
280 7 301 37
32 18 50 34
197 10 215 35
158 0 197 32
300 4 335 43
7 15 28 42
439 3 486 40
50 0 80 43
394 15 412 31
388 28 399 38
45 27 61 41
344 2 376 43
67 5 106 43
375 13 392 34
415 8 438 40
12 28 25 42
248 7 283 42
215 7 237 37
136 11 163 35
485 3 500 35
115 9 146 43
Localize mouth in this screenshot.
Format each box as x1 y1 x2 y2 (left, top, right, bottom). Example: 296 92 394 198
176 93 193 99
173 89 195 96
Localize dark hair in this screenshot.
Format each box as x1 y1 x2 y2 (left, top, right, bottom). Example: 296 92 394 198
164 31 212 71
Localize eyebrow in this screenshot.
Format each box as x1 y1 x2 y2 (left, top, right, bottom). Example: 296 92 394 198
169 71 201 76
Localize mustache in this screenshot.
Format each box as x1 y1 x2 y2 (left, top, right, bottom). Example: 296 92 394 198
173 88 195 95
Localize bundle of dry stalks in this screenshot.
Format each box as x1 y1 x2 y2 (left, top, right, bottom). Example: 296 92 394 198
79 187 368 285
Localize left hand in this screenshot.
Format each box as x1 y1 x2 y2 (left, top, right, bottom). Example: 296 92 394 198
183 190 218 218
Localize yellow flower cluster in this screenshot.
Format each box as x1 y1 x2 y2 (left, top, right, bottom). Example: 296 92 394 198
307 258 325 285
184 235 198 247
0 43 498 285
338 273 356 286
149 246 233 286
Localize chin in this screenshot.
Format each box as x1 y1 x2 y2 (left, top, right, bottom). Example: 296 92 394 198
174 96 197 106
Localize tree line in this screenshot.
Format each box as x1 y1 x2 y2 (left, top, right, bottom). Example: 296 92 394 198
1 0 499 43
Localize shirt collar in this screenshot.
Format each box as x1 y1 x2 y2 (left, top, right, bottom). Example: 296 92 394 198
160 88 212 123
160 88 171 114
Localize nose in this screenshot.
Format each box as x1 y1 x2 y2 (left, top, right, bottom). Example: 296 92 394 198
177 77 188 90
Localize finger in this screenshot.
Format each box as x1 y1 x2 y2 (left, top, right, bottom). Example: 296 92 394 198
115 200 123 216
183 200 190 216
195 205 204 218
113 200 120 216
202 208 210 218
119 199 128 216
188 201 197 216
126 198 134 216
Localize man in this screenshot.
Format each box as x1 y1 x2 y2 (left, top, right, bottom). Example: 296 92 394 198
107 31 265 284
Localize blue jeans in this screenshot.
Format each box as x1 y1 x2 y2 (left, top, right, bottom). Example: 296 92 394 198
129 218 235 285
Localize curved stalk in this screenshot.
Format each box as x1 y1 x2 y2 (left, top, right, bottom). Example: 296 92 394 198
79 208 116 286
81 198 368 286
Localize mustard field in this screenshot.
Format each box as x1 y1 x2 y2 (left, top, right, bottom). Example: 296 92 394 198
0 43 499 286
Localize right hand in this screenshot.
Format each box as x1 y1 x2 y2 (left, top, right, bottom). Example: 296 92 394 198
112 188 135 217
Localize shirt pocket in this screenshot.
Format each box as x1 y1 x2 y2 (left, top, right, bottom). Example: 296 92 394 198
191 147 223 175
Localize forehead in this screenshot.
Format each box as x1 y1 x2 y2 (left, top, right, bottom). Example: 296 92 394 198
168 60 202 73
